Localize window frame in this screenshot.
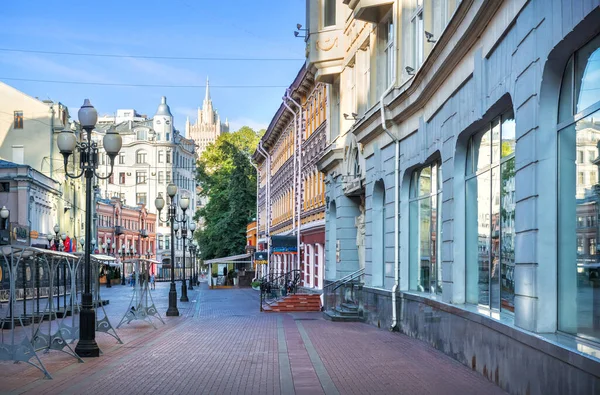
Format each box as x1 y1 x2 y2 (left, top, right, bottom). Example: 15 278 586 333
13 111 23 129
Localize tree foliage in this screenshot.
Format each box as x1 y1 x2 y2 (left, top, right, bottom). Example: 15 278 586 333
194 126 263 260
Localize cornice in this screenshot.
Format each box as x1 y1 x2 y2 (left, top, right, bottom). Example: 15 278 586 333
316 145 344 174
352 0 504 144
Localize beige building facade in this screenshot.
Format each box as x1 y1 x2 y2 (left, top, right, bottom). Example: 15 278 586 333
0 82 85 244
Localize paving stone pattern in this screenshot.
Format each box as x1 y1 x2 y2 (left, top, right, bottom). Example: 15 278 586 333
0 283 506 394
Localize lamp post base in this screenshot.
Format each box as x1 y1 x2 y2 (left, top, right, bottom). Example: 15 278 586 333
180 282 189 302
166 282 179 316
188 279 194 290
74 293 100 358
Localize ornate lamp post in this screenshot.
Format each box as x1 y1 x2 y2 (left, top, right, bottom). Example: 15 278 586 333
154 184 189 316
120 244 127 285
56 99 122 358
179 221 196 291
188 239 198 288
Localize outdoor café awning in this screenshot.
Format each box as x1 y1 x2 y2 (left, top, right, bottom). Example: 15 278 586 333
204 253 252 264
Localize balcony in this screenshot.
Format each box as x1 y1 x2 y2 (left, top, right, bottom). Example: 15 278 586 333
344 0 394 23
114 226 124 235
307 29 344 83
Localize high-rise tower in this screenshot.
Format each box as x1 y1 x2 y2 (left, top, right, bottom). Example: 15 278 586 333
185 77 229 156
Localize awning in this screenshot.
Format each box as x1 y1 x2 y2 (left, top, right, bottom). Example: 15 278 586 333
204 253 252 264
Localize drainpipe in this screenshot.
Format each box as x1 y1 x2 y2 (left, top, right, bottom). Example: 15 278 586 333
49 105 55 178
282 98 297 265
380 84 399 332
257 142 271 275
282 94 302 274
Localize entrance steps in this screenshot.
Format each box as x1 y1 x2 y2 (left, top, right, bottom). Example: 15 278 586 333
263 294 321 313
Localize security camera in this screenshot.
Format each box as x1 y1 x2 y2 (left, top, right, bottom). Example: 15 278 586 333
405 66 415 75
425 31 436 43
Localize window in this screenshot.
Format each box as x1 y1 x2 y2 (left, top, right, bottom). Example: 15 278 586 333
136 171 147 184
100 153 105 165
136 150 147 164
590 238 597 256
136 192 147 206
109 174 114 184
158 171 164 184
165 237 170 249
119 193 126 204
136 129 147 141
466 110 516 312
166 172 171 183
13 111 23 129
410 3 424 71
158 237 163 250
359 46 371 115
379 12 396 88
577 151 584 164
166 132 170 141
409 161 442 294
119 172 126 184
166 151 171 164
0 182 9 192
323 0 336 28
119 153 125 165
158 150 164 163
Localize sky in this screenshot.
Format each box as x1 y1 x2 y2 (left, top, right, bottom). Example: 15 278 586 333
0 0 307 133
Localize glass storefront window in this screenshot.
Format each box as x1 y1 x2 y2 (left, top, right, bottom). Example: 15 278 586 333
558 109 600 341
465 111 516 312
409 161 442 294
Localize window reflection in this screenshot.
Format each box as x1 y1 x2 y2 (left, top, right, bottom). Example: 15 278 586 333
409 162 442 294
559 110 600 341
466 110 515 312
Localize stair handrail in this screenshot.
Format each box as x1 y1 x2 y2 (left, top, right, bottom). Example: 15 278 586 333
260 269 302 311
323 268 365 290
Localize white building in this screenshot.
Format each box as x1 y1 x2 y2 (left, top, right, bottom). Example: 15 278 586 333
185 78 229 157
95 96 197 270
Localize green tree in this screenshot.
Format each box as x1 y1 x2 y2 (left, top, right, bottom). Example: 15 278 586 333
194 126 263 260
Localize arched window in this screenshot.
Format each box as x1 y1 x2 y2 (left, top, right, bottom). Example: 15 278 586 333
372 180 386 287
465 110 516 311
409 161 442 293
557 34 600 341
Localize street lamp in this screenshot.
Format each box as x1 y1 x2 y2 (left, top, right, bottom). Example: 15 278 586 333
175 217 196 295
188 239 198 287
155 184 189 316
120 244 127 285
56 99 122 358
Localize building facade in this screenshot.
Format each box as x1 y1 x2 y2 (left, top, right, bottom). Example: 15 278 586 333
185 78 229 157
0 160 61 248
308 0 600 393
96 197 157 276
0 82 85 245
254 65 328 290
95 96 197 276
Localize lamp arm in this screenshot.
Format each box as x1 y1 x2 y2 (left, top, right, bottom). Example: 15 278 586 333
65 168 86 179
156 211 170 224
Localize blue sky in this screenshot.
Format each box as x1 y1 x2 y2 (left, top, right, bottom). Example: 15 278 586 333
0 0 306 132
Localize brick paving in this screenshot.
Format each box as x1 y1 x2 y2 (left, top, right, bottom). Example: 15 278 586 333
0 283 506 395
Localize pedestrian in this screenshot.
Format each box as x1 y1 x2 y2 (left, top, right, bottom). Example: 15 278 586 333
150 273 155 290
132 271 136 287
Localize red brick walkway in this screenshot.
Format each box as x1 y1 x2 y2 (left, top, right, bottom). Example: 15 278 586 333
0 283 506 394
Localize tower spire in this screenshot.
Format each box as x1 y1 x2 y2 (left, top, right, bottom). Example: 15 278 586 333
204 76 211 102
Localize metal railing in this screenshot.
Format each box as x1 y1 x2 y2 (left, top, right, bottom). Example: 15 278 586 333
260 269 301 311
323 268 365 317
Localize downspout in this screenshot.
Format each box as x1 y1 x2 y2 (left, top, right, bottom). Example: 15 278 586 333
380 83 399 332
49 105 55 177
283 88 302 276
257 142 271 274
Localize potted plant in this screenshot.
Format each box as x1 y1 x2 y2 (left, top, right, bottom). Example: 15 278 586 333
211 272 218 286
230 270 238 286
251 281 261 291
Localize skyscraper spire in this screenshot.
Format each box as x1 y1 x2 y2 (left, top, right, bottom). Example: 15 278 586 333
205 76 211 102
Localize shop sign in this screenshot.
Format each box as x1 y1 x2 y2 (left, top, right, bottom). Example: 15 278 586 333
254 251 268 265
11 224 30 246
271 235 297 254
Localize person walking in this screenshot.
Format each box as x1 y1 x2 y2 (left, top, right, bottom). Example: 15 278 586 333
150 273 155 290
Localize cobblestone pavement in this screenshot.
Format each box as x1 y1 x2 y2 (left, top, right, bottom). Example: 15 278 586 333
0 282 506 395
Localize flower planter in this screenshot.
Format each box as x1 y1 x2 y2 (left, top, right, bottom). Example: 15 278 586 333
211 277 217 286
